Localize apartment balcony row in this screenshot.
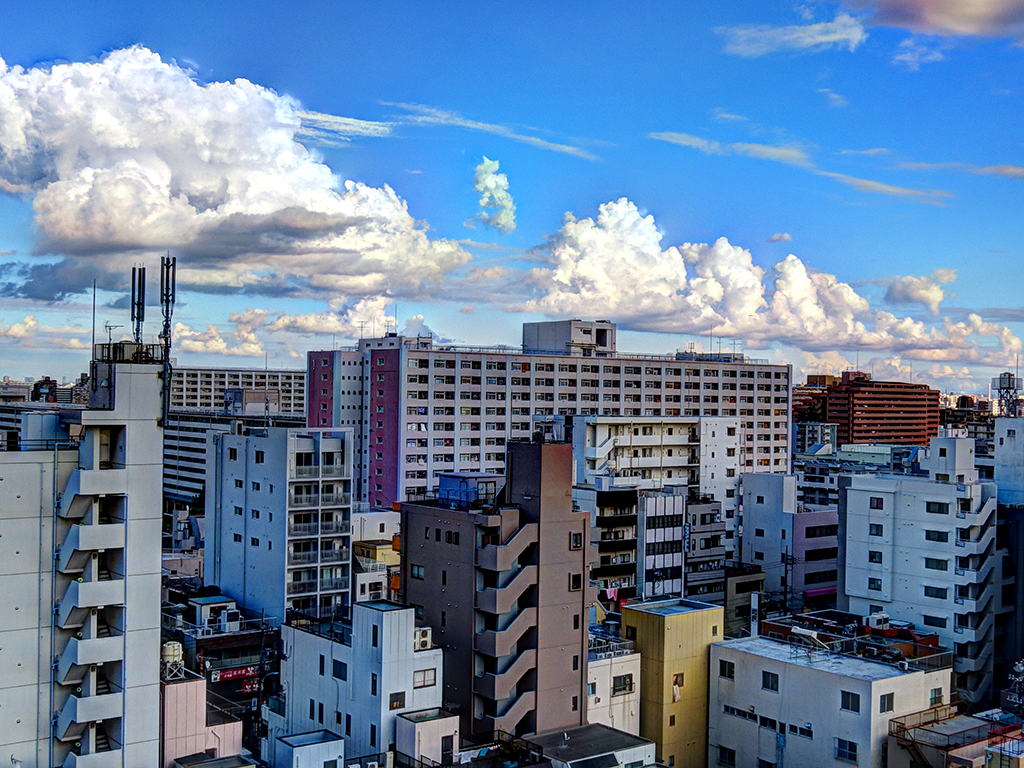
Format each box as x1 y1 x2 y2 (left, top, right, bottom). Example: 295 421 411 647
55 675 124 742
58 523 126 574
477 607 538 658
291 463 347 479
475 689 536 735
287 548 350 566
55 634 124 686
289 491 352 508
58 579 125 630
287 518 351 537
477 566 538 615
60 468 128 519
286 577 349 595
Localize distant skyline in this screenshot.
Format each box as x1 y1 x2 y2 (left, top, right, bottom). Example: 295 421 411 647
1 0 1022 391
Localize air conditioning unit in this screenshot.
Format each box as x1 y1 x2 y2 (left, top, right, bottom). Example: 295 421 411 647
414 628 432 649
367 761 379 768
898 661 910 671
864 613 890 630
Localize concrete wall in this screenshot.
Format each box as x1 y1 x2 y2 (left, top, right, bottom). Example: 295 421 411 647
586 652 641 734
161 677 243 768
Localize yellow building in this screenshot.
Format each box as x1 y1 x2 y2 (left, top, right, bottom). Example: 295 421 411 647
621 598 723 768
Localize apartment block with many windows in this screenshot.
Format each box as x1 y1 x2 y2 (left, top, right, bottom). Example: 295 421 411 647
307 320 791 511
169 366 306 414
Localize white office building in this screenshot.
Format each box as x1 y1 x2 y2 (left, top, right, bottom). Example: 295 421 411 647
263 601 443 762
1 343 166 767
838 437 1004 703
709 633 952 768
206 426 355 620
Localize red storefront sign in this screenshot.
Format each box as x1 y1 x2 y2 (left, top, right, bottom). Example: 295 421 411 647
210 665 258 682
240 678 260 694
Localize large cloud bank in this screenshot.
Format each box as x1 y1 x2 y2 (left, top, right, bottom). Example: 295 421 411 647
0 47 468 301
521 198 1020 367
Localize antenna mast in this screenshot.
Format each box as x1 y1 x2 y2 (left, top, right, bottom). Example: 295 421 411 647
159 254 177 357
131 265 147 344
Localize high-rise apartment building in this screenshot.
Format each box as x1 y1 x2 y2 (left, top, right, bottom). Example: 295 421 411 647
827 372 940 446
169 366 306 414
1 342 166 767
206 426 355 620
307 320 791 510
838 437 1006 704
399 441 595 737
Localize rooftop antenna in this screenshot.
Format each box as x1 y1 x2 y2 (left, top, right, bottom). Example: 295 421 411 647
131 264 146 344
159 254 177 357
91 279 97 352
104 321 123 344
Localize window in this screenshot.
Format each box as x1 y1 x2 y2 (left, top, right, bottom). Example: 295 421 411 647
836 739 858 763
345 713 351 736
309 698 315 720
868 550 883 564
925 529 949 543
588 682 597 696
228 447 238 461
389 692 406 710
923 615 947 628
924 586 948 599
753 551 765 561
573 655 580 671
572 695 579 711
719 659 735 679
869 523 884 536
413 669 436 688
233 533 242 543
612 674 634 695
332 660 347 680
869 497 884 510
234 479 243 488
570 532 583 550
925 557 948 571
234 506 243 516
756 495 765 504
930 687 944 706
255 450 265 464
251 509 260 519
718 747 736 768
569 573 583 591
754 528 765 537
868 578 882 591
370 724 376 749
762 670 779 692
251 481 260 491
879 692 894 713
411 564 425 579
319 655 325 676
841 690 860 713
250 537 259 547
372 625 379 646
371 673 377 696
927 501 950 515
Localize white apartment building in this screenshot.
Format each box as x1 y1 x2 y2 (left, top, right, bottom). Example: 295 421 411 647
741 473 840 610
170 366 306 414
308 320 791 509
263 601 443 762
206 427 355 620
1 343 166 768
585 635 641 735
709 634 952 768
839 437 1004 704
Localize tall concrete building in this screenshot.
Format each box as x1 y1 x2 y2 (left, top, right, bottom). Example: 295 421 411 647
169 366 306 414
307 320 792 508
206 426 355 620
838 436 1006 704
1 342 166 767
399 440 595 737
826 372 940 446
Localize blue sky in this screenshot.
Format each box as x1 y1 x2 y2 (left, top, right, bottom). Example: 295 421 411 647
1 0 1022 391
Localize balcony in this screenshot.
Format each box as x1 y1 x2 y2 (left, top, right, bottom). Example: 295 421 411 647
477 523 538 572
58 580 126 629
596 514 637 528
320 492 351 507
322 464 345 478
287 550 319 566
56 636 124 685
320 518 350 535
292 465 319 479
288 521 320 537
56 690 124 741
289 493 319 508
953 610 994 643
63 749 124 768
60 469 127 519
286 579 318 595
476 649 537 701
320 577 348 592
320 548 350 564
58 524 126 574
477 607 537 658
477 566 537 615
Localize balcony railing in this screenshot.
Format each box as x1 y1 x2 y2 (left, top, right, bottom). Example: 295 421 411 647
288 551 319 565
292 465 319 478
320 577 348 592
289 493 319 508
320 548 350 563
321 492 351 506
320 519 351 535
288 521 319 536
286 579 318 595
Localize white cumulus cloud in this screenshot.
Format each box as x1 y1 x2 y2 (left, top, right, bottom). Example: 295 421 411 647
0 47 469 301
881 269 957 314
467 157 516 233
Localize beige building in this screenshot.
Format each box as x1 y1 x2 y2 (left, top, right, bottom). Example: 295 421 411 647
622 598 724 768
160 671 242 768
586 634 641 735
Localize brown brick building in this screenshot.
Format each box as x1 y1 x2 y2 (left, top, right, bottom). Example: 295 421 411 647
826 372 939 445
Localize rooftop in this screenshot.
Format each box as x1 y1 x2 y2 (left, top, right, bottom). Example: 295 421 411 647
531 724 652 765
398 707 458 723
279 729 343 748
624 597 721 617
718 635 932 681
359 599 407 612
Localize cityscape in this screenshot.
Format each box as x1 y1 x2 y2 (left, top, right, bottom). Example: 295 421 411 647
2 3 1024 768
